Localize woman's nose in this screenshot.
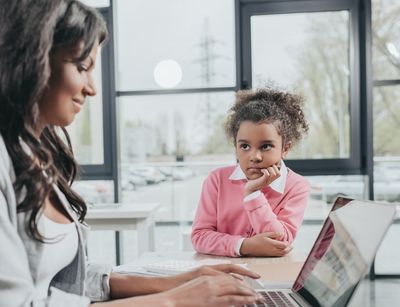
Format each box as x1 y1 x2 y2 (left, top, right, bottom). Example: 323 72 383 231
83 77 97 97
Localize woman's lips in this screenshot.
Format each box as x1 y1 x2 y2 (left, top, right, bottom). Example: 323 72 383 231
72 99 84 112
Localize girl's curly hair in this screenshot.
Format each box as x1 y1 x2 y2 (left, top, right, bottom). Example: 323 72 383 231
225 88 309 146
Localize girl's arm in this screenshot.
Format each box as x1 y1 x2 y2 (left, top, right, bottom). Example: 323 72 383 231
244 176 310 244
191 172 243 257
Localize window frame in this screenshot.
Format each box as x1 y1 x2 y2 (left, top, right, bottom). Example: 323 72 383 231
80 7 118 182
237 0 365 175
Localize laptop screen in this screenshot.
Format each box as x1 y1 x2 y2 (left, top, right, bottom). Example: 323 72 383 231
291 197 395 307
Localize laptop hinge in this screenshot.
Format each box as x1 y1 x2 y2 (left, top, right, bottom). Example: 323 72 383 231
289 292 312 307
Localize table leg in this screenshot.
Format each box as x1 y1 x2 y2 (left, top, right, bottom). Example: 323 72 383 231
137 217 155 255
115 231 124 265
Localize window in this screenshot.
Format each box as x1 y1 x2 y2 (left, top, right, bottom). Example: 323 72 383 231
118 92 235 163
114 0 235 91
251 11 350 160
67 8 116 179
115 1 237 224
240 0 361 174
371 0 400 276
67 52 104 165
371 0 400 80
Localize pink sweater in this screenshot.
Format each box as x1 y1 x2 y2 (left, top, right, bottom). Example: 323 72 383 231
191 165 310 257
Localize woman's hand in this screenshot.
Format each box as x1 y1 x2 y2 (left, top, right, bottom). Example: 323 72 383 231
161 274 265 307
240 232 292 257
169 263 261 291
244 164 281 196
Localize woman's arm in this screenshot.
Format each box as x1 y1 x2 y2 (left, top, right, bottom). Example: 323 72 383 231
109 264 261 298
94 266 263 307
108 273 181 298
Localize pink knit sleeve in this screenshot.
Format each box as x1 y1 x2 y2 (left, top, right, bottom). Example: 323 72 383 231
243 176 310 244
191 172 242 257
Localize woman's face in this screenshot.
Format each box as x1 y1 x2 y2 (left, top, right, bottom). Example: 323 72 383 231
235 120 290 180
37 42 99 132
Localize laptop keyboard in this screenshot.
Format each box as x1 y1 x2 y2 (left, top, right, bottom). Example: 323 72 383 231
244 290 296 307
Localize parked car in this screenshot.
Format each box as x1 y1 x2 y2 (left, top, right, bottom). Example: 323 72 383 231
72 182 101 204
121 169 147 190
92 181 114 203
309 173 400 203
129 166 166 184
158 166 194 181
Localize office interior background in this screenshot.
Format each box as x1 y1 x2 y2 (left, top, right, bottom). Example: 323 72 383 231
72 0 399 276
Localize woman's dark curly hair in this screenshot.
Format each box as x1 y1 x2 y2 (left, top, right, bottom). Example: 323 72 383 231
0 0 108 241
225 88 309 147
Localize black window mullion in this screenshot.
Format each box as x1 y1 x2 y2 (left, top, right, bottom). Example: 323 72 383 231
80 7 117 183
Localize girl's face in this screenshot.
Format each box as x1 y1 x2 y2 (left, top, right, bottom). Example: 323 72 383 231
37 42 99 133
235 120 291 180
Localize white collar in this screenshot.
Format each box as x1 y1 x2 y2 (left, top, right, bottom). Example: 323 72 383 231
228 160 288 194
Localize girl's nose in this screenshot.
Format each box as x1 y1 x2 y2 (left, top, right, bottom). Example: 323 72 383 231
250 150 262 162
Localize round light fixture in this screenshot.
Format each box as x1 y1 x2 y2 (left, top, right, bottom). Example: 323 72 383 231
153 59 183 89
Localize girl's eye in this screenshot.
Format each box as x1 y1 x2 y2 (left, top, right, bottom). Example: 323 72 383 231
239 144 250 150
262 144 273 150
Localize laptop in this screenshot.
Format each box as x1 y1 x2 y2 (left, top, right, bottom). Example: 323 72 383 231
246 197 396 307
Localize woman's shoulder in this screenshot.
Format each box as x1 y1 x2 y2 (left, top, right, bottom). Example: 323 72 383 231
0 134 14 184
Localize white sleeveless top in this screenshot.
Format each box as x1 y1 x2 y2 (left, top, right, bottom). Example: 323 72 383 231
35 214 78 299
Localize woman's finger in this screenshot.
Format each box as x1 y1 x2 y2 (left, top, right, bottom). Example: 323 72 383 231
215 279 257 297
215 294 261 307
210 264 261 279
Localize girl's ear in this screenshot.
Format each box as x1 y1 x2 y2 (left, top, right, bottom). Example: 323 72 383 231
281 141 292 159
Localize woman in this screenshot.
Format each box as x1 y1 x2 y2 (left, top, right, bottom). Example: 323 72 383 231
0 0 263 306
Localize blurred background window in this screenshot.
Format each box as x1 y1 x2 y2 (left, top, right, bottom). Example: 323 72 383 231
69 1 400 271
371 0 400 275
114 0 235 91
67 52 104 165
251 11 350 159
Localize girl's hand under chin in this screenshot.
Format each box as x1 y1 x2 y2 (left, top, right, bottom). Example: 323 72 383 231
244 164 281 196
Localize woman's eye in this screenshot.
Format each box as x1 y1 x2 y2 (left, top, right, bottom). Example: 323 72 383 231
77 63 88 72
239 144 249 150
262 144 272 150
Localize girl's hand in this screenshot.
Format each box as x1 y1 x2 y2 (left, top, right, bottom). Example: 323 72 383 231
161 274 265 307
240 232 292 257
244 164 281 196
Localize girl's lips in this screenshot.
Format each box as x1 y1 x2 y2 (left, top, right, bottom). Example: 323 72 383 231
247 167 262 173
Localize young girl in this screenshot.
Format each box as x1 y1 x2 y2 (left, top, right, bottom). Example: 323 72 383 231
191 88 310 257
0 1 262 306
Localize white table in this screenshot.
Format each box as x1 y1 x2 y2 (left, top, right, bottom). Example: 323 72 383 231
115 251 307 284
85 203 160 259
